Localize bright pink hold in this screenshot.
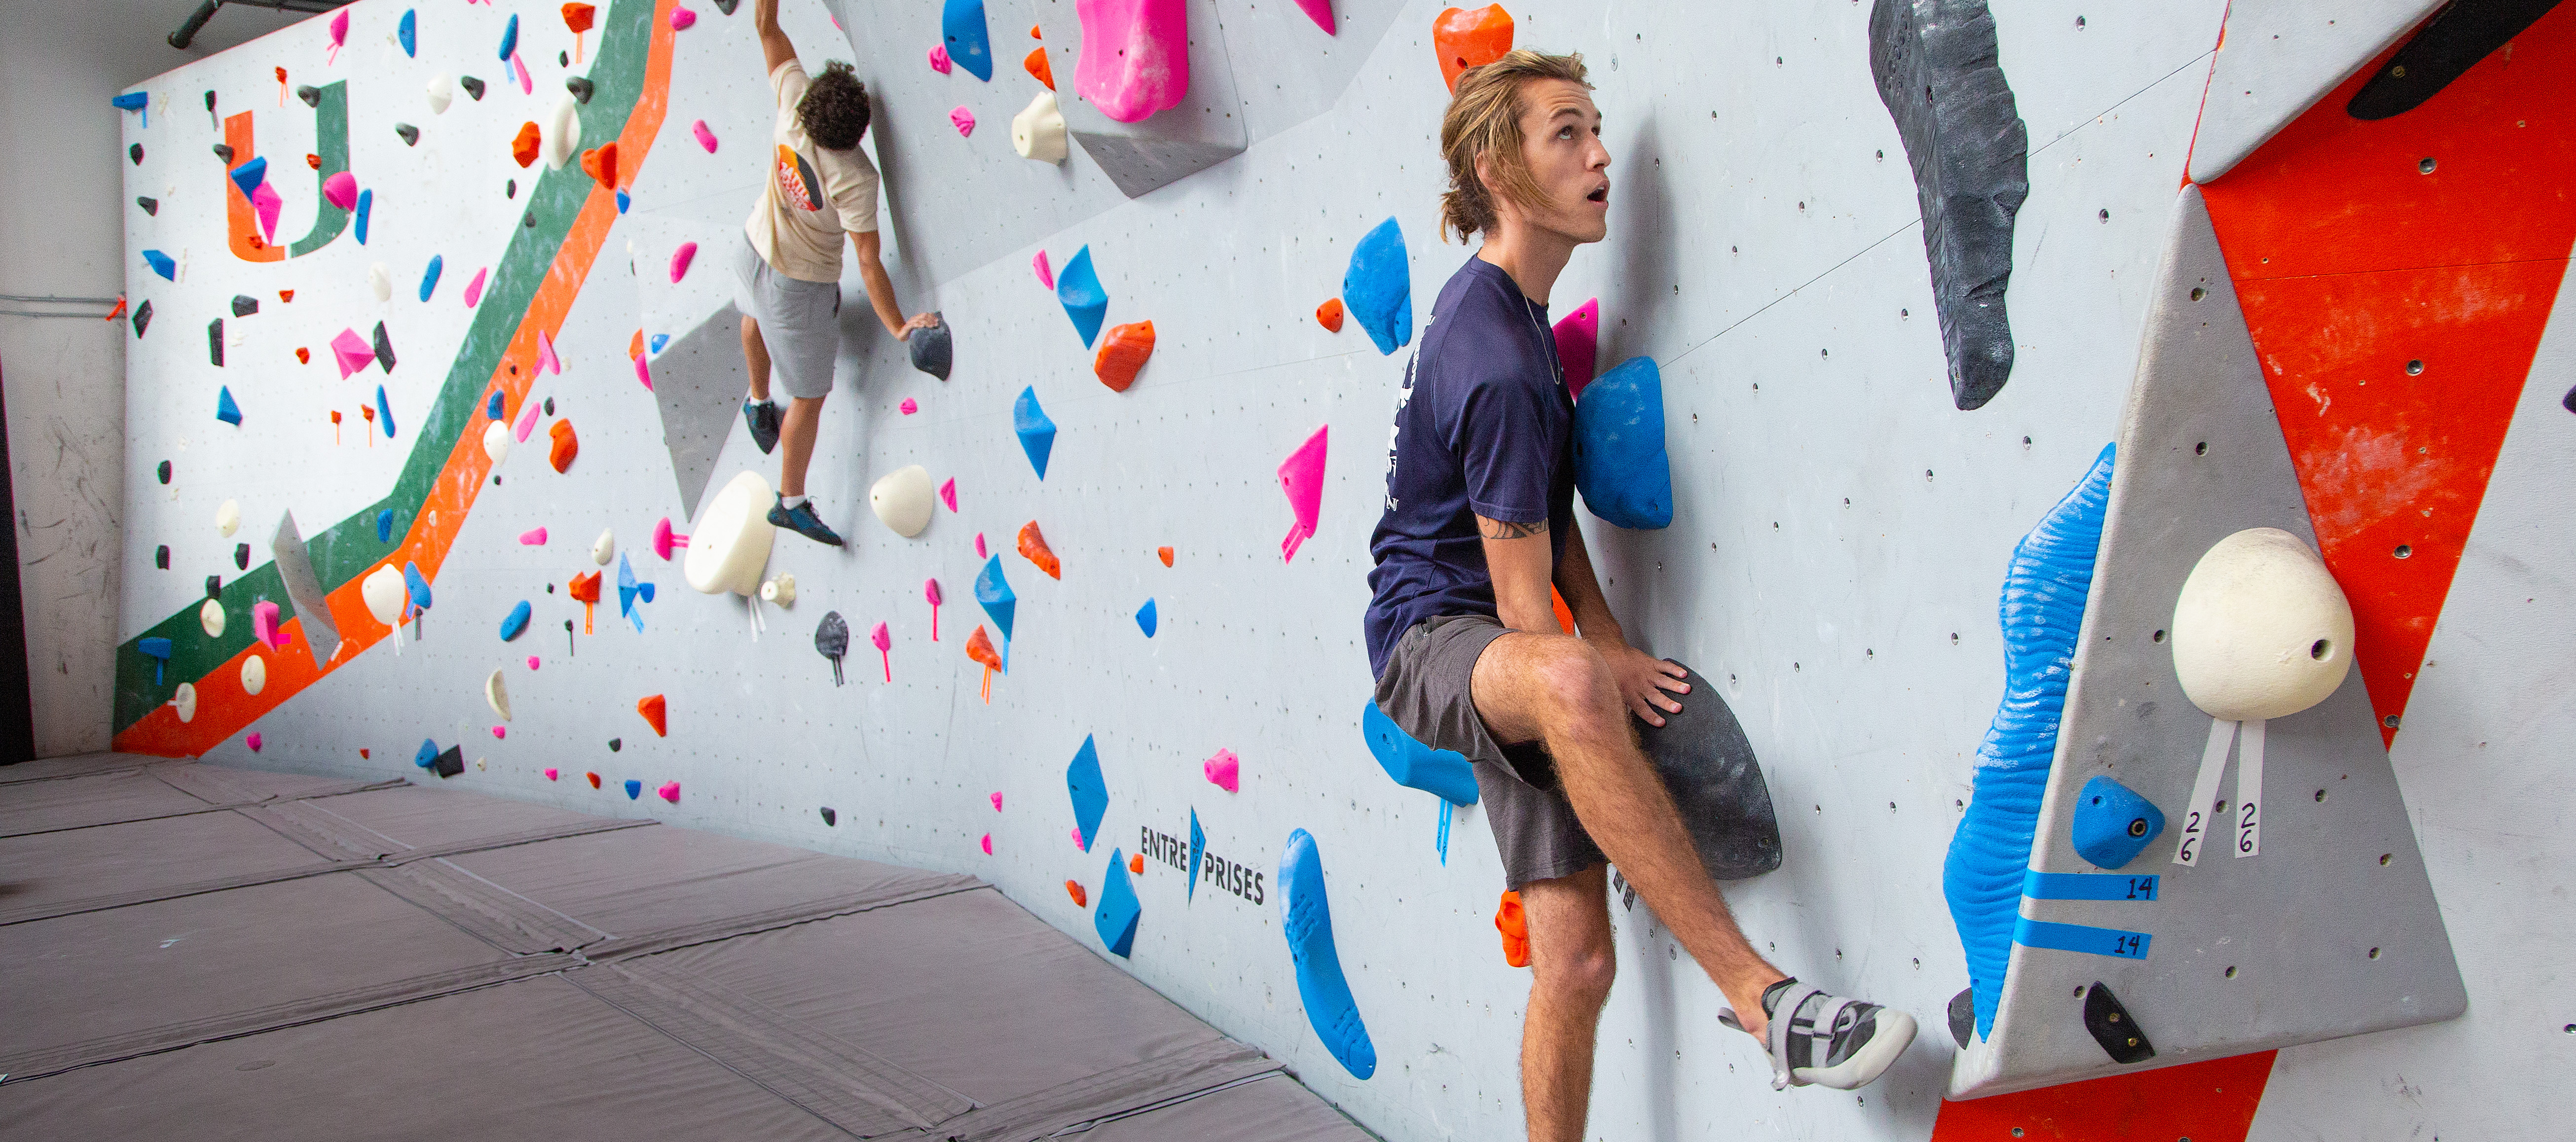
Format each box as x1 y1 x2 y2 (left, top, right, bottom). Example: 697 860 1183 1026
929 44 952 73
1071 826 1085 848
252 600 286 649
633 353 652 391
980 833 993 855
1555 298 1601 400
545 767 559 781
669 241 697 283
974 533 988 559
657 782 681 804
327 9 348 47
1032 250 1054 289
519 527 549 545
1276 425 1328 563
513 401 540 443
1203 748 1240 792
322 171 358 211
900 398 918 415
1074 0 1190 123
252 182 283 244
1292 0 1336 34
247 732 264 751
331 328 374 379
670 6 697 31
950 106 977 137
526 656 541 670
492 726 507 739
652 517 690 561
536 330 562 376
512 52 533 95
991 791 1003 811
938 478 957 512
462 267 488 307
692 120 717 152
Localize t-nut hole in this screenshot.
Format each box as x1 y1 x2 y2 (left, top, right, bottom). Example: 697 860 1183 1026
2393 544 2413 559
2153 629 2167 642
2128 817 2150 837
2189 286 2207 301
2193 441 2208 456
2419 156 2437 174
2314 788 2328 802
2406 359 2426 376
2380 853 2393 865
2224 965 2237 978
2310 638 2332 659
2368 947 2382 960
2072 985 2086 997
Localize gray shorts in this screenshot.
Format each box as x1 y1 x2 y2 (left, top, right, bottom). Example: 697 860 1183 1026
732 234 842 400
1374 614 1606 889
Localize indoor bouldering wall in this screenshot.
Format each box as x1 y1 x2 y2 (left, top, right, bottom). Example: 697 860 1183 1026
109 2 2572 1140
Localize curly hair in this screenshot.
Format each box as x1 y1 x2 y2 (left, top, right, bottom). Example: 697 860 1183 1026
798 60 872 151
1438 50 1592 243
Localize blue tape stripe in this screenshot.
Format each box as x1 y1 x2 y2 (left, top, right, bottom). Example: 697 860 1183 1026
2015 917 2151 960
2023 871 2158 901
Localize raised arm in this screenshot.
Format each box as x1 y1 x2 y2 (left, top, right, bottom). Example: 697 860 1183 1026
849 230 941 340
754 0 796 73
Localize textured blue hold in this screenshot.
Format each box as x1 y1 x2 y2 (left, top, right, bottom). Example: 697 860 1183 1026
398 9 416 57
376 509 396 543
974 555 1016 643
414 738 441 769
418 255 442 303
498 13 518 59
355 189 372 244
215 386 242 426
625 779 643 800
1944 442 2115 1041
1055 246 1107 348
403 562 432 611
487 390 506 420
649 333 668 354
2072 775 2166 870
1362 700 1478 806
1066 734 1107 852
1342 218 1412 355
228 156 268 201
144 250 176 281
111 91 148 110
1012 386 1056 479
1136 598 1157 638
376 385 396 437
1280 828 1376 1079
1571 356 1674 529
941 0 994 81
500 600 531 641
1187 809 1206 904
1094 846 1142 957
138 637 172 660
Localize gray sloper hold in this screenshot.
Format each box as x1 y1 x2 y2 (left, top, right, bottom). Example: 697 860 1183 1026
138 196 158 215
231 295 258 317
296 85 320 107
372 322 396 372
208 320 224 366
1869 0 2029 411
395 123 420 146
566 76 594 104
907 316 952 381
815 610 849 686
1633 664 1781 881
212 143 234 162
132 300 151 338
459 75 486 100
271 510 343 667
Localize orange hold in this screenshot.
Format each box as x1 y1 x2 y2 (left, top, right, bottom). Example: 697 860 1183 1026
359 748 369 759
1157 545 1174 568
587 772 602 789
965 624 1003 703
548 419 578 473
637 693 667 737
295 347 311 364
1065 879 1087 907
569 570 601 635
1434 5 1515 93
1129 854 1145 875
1495 890 1530 967
561 2 595 34
1029 22 1042 38
1091 320 1155 393
1017 521 1061 580
304 153 320 170
581 143 619 190
278 289 294 302
628 328 645 359
1024 46 1054 90
512 122 541 168
1315 297 1344 332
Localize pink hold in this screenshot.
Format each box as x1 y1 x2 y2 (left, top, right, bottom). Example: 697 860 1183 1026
657 782 681 804
1203 748 1240 792
669 241 698 283
929 44 952 74
1074 0 1190 124
670 6 698 31
950 106 976 137
251 600 284 649
536 330 562 377
463 267 488 307
899 397 918 415
1292 0 1336 35
247 732 263 752
1555 298 1601 400
519 527 548 545
980 833 993 855
331 328 375 379
692 120 718 153
923 578 943 607
870 621 892 654
1276 425 1328 562
512 52 533 95
652 517 690 561
513 401 540 443
974 533 988 559
322 171 358 210
633 352 653 391
252 182 283 244
545 767 559 781
526 656 541 670
1071 826 1085 848
492 726 507 739
1032 250 1054 289
938 478 957 512
327 9 347 46
991 791 1003 811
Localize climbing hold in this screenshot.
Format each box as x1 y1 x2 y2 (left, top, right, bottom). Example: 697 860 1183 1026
1343 218 1412 355
418 256 442 302
228 156 269 202
1204 748 1239 792
1013 387 1057 478
1157 546 1174 567
1136 598 1156 637
625 779 642 800
1074 0 1189 122
820 806 836 825
230 294 259 319
111 90 147 112
669 5 697 31
485 668 513 722
129 143 143 165
1066 735 1107 850
759 574 795 607
138 196 158 216
1129 853 1144 875
487 390 508 421
143 250 176 281
245 731 263 752
512 122 541 168
1094 847 1142 956
251 600 286 651
331 328 373 378
1292 0 1336 35
1571 357 1674 529
965 624 1003 683
1280 829 1376 1078
368 263 392 303
462 267 487 307
909 318 953 380
1315 297 1344 332
155 545 169 570
2071 775 2165 870
402 562 434 614
682 471 779 597
216 500 241 537
519 528 547 546
500 600 532 641
992 791 1004 811
870 465 936 537
138 638 173 685
360 565 408 627
566 76 595 105
377 510 397 543
816 611 849 685
233 543 251 571
1555 298 1600 398
869 621 892 681
1032 250 1054 289
132 300 152 339
548 420 578 472
943 0 994 80
1066 880 1088 907
1055 246 1108 347
668 241 697 283
1434 5 1514 92
536 331 562 377
1495 891 1530 967
1276 425 1327 562
461 75 486 100
690 120 719 156
427 73 454 114
950 106 977 136
616 553 651 628
1017 521 1060 579
900 398 918 415
650 518 690 561
216 387 243 426
975 555 1017 643
1024 46 1054 90
930 43 952 74
543 93 580 170
295 85 321 109
982 833 995 855
588 772 602 787
2170 528 2354 722
498 12 519 59
658 782 681 803
1092 321 1154 392
199 599 227 639
323 171 358 211
1362 699 1479 806
1011 92 1067 162
395 123 420 147
581 142 621 189
376 384 396 436
208 319 225 367
637 694 668 737
939 479 957 512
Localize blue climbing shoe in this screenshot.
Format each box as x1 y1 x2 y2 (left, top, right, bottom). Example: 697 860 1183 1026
1279 828 1375 1079
768 496 844 547
743 399 782 455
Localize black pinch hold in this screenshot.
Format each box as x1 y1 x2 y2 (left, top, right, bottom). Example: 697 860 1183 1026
1946 986 1977 1049
820 806 838 826
2349 0 2564 120
460 75 487 100
138 196 159 215
130 143 145 165
1869 0 2030 411
233 543 250 571
2081 980 2155 1064
157 460 172 485
211 143 234 162
372 321 397 373
567 76 594 104
908 316 954 381
433 745 465 779
205 574 222 599
608 738 623 752
396 123 420 146
208 319 225 366
133 299 154 338
156 545 170 570
231 294 259 317
296 85 321 108
507 178 517 199
2563 383 2575 416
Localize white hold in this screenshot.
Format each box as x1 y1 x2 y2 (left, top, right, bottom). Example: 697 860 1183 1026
486 668 512 721
2170 527 2356 722
869 465 935 538
481 421 512 465
241 654 267 696
173 682 198 723
760 573 797 607
426 73 455 114
360 564 409 626
543 91 582 170
368 262 393 303
199 599 227 638
592 528 616 566
216 499 241 536
684 471 777 596
1012 91 1067 164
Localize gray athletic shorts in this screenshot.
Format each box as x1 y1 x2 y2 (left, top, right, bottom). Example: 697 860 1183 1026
731 234 842 400
1374 614 1606 889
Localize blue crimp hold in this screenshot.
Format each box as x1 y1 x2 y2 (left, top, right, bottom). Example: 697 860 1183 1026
112 91 148 111
376 509 396 543
144 250 177 281
1055 246 1107 348
974 555 1015 644
355 188 372 244
398 9 416 57
1280 828 1376 1078
1571 356 1674 529
228 156 268 201
419 255 442 303
2071 774 2166 870
1136 598 1157 638
402 562 432 611
1362 699 1478 806
376 385 396 437
500 600 531 641
488 390 506 420
216 387 242 426
498 13 517 59
942 0 994 80
1342 217 1412 355
1013 387 1056 479
625 779 643 800
649 333 667 354
1094 846 1142 957
1187 809 1206 903
1943 442 2115 1040
139 637 173 685
1066 734 1106 851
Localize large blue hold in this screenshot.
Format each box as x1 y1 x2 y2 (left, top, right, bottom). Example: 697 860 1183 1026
1361 700 1478 807
111 91 148 110
499 600 532 641
418 255 442 302
1012 386 1056 479
1342 218 1412 355
498 13 517 60
414 738 442 769
974 555 1015 643
215 387 242 426
1066 734 1107 852
398 9 416 57
1055 246 1107 348
625 779 643 800
1186 809 1206 904
228 156 268 201
1136 598 1157 638
1944 442 2114 1041
1094 846 1141 957
941 0 994 81
1280 828 1376 1079
1571 356 1674 529
403 561 433 611
143 250 176 281
2071 775 2166 870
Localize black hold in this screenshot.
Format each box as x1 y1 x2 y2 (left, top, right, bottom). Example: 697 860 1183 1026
157 460 172 485
395 123 420 146
156 545 170 570
460 75 487 101
205 574 222 599
2349 0 2564 120
2081 981 2154 1064
544 397 555 415
2563 384 2575 415
1868 0 2029 411
713 0 738 14
137 196 158 215
233 543 250 571
566 76 595 104
506 179 517 199
211 143 234 162
815 610 850 686
203 90 216 112
129 143 144 165
908 316 954 381
608 738 623 752
820 806 838 826
546 582 555 594
524 211 537 228
433 745 465 779
1629 663 1783 880
565 617 575 657
494 475 503 486
1947 987 1976 1049
132 299 152 338
295 85 321 108
208 319 225 367
558 50 569 68
231 294 258 318
371 321 397 373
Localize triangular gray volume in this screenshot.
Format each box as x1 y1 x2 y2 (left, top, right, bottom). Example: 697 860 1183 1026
269 510 342 668
1949 186 2465 1099
653 303 751 522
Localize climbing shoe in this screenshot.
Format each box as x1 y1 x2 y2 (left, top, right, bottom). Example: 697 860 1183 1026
1721 978 1917 1091
743 399 782 455
768 496 844 547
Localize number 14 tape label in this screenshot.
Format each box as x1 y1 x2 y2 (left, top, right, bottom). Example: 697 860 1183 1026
2173 717 2265 866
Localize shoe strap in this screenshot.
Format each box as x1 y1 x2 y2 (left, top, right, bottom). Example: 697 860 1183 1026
1765 981 1827 1090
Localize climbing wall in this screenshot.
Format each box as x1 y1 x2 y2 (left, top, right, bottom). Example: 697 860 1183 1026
109 2 2571 1140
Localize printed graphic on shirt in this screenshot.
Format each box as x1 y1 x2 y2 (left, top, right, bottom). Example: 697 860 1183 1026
1383 352 1416 512
773 144 822 212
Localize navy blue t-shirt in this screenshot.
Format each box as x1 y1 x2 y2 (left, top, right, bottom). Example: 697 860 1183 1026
1364 256 1575 678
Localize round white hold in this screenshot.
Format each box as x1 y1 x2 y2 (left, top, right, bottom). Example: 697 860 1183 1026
2170 527 2355 722
543 91 581 170
200 598 227 638
216 499 241 536
592 528 615 567
684 470 777 596
360 564 409 626
869 465 935 538
241 654 267 696
426 73 455 114
368 262 392 303
482 421 512 465
1012 91 1067 164
173 682 198 723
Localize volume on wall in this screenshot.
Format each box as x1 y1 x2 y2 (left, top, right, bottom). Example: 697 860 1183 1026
110 2 2574 1140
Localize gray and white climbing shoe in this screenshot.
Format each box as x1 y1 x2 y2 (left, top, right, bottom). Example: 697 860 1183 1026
1721 978 1917 1091
768 496 845 547
744 399 782 455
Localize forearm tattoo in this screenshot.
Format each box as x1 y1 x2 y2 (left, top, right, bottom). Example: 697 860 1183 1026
1478 517 1550 539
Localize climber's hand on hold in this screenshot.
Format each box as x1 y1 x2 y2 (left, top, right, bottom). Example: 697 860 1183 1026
896 312 941 340
1596 638 1688 727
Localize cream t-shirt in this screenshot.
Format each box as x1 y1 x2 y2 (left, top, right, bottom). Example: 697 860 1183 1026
743 59 881 284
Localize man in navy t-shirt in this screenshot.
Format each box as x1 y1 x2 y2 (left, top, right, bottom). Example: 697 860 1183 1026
1364 50 1915 1135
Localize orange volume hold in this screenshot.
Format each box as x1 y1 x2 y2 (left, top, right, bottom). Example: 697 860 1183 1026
1092 320 1155 393
1434 5 1515 93
1017 521 1061 579
1024 46 1054 90
548 419 578 473
560 3 595 34
1315 297 1344 332
1065 879 1088 907
512 122 541 168
637 693 667 737
1495 889 1530 967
